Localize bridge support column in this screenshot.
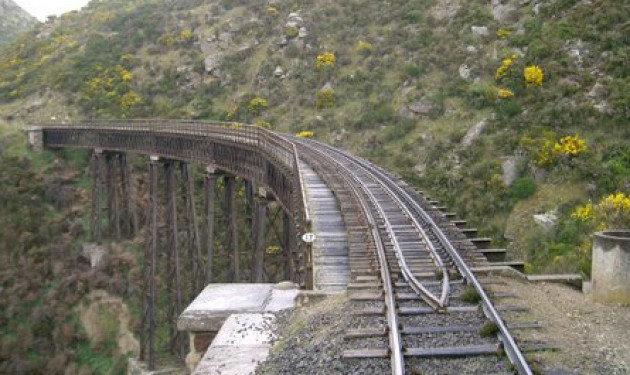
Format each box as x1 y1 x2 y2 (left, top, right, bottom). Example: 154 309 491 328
203 167 217 284
164 160 184 356
140 155 159 370
119 153 138 237
105 153 121 241
225 176 240 282
181 162 202 297
251 191 268 283
90 150 104 244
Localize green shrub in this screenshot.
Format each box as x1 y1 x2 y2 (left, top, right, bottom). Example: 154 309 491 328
496 100 522 118
511 177 537 200
459 286 481 304
404 64 422 78
479 321 499 337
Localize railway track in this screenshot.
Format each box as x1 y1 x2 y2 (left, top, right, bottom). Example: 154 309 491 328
294 138 533 375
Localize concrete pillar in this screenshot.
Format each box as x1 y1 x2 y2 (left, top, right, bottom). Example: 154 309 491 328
26 126 44 152
592 230 630 305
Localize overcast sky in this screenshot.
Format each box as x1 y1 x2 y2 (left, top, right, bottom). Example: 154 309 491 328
14 0 91 21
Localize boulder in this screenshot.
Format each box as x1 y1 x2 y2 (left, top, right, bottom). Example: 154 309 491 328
587 82 607 100
204 54 223 73
81 244 108 268
274 66 285 78
533 211 558 232
414 162 427 177
286 12 304 28
471 26 489 37
501 156 520 187
461 119 488 147
492 0 518 23
408 100 434 115
459 64 471 80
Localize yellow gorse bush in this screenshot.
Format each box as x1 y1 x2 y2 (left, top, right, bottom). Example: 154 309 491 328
573 193 630 229
497 28 512 39
266 245 281 255
538 138 555 166
524 65 544 87
315 52 336 70
553 134 586 156
296 131 314 138
535 133 586 166
267 6 279 16
248 97 269 114
316 88 335 108
120 69 132 83
255 118 272 129
603 192 630 212
285 26 299 38
496 88 514 99
495 54 517 81
572 202 594 222
120 91 141 114
179 29 196 42
357 41 375 55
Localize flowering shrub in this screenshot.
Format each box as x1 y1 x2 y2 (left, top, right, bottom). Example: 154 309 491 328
255 118 272 129
316 88 335 108
553 134 586 156
223 122 244 130
572 202 594 222
180 29 196 43
496 88 514 99
315 52 336 70
296 131 314 138
357 41 375 55
497 28 512 39
81 64 140 116
538 138 556 166
488 173 506 191
120 69 132 83
495 54 517 81
120 91 141 114
285 26 299 38
534 133 586 166
266 245 281 255
573 193 630 229
267 6 279 16
248 97 268 114
524 65 544 87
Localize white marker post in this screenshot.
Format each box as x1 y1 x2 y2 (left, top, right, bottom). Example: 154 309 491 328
301 232 316 243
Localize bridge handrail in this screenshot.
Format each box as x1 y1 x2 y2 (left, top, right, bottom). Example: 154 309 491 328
31 119 312 284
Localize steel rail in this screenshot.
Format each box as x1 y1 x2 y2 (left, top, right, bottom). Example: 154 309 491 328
296 142 405 375
300 139 450 310
309 141 533 375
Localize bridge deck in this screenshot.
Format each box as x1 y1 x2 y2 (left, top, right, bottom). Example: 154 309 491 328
300 160 349 291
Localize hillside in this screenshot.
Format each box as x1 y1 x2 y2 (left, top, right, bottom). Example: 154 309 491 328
0 0 629 372
0 0 38 49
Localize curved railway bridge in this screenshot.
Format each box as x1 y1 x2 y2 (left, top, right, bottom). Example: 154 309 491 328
27 120 533 374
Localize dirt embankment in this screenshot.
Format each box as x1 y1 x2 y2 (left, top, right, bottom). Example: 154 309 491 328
492 277 630 374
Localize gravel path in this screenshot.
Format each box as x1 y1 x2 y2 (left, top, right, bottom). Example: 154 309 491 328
490 277 630 374
256 294 357 375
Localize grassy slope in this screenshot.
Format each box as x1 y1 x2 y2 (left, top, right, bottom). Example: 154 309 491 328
0 0 628 303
